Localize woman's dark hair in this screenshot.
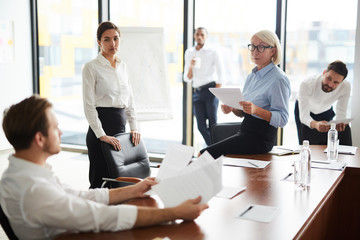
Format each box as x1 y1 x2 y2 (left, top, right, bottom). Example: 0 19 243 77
97 21 121 41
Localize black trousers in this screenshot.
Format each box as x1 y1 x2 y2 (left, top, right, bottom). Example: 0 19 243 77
294 100 352 145
193 81 218 146
86 107 126 189
200 114 277 159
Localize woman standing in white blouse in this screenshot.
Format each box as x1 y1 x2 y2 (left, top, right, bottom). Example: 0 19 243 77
82 21 141 188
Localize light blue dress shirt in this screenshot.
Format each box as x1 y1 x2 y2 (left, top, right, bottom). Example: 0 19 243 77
243 62 291 128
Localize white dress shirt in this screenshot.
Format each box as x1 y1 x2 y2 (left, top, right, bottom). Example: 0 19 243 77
298 74 351 128
0 155 137 240
183 43 223 88
82 53 138 138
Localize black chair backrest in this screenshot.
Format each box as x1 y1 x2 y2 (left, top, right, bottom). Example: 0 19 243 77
210 122 242 144
101 133 150 188
0 204 19 240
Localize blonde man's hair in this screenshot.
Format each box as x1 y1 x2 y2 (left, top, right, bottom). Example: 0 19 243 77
253 30 282 65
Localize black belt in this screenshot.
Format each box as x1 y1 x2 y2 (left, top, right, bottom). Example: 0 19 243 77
193 81 216 92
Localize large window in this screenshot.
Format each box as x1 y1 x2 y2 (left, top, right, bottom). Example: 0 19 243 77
37 0 98 145
110 0 184 153
284 0 358 146
194 0 277 150
35 0 358 153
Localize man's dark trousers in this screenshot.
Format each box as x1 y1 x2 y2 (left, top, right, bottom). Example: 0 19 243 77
193 82 218 146
294 100 352 145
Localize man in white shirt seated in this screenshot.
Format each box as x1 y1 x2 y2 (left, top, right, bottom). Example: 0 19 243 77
0 95 208 240
295 60 352 145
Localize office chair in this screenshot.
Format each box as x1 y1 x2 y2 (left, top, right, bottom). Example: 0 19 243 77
101 132 150 188
0 204 19 240
210 122 242 144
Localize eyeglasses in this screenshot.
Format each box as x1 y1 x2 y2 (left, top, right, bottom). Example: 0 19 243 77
248 44 274 53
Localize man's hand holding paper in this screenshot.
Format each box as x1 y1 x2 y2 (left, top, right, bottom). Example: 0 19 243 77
151 146 223 208
327 118 354 132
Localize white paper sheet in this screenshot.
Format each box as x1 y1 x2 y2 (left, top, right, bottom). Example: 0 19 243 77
152 155 223 207
269 146 301 156
324 145 358 155
216 186 246 199
223 157 271 169
327 118 354 125
237 204 279 223
156 144 194 181
311 159 346 170
183 151 214 172
209 88 244 110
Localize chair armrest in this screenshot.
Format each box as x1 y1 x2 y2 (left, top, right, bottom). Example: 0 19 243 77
115 177 142 183
101 177 142 188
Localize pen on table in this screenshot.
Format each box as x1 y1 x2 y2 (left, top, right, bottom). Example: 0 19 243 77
311 160 330 164
248 161 259 168
239 205 253 217
339 152 354 155
282 172 292 180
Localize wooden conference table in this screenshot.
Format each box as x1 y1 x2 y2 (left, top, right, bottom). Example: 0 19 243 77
57 145 360 240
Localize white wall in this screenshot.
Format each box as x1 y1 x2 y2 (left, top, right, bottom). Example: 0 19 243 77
351 2 360 147
0 0 32 150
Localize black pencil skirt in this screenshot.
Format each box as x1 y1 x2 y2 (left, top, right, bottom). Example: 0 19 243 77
200 114 277 159
86 107 126 189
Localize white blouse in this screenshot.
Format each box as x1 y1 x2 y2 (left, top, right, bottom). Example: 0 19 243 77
82 53 138 138
0 155 137 240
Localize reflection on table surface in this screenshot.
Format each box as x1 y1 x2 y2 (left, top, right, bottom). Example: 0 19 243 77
57 145 360 240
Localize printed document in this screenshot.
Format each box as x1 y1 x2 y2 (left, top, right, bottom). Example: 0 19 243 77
327 118 354 125
156 144 194 181
152 151 223 207
209 88 244 110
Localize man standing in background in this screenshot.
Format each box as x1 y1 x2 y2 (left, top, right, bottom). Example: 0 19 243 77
184 27 223 146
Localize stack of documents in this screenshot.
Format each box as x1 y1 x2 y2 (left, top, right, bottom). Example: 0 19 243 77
152 145 223 207
155 144 195 181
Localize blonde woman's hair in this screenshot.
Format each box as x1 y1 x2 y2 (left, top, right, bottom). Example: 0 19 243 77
253 30 282 65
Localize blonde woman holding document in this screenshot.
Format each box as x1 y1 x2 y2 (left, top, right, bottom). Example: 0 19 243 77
200 30 291 159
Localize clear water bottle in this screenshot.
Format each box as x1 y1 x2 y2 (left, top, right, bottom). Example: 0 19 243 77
294 140 311 189
327 123 338 161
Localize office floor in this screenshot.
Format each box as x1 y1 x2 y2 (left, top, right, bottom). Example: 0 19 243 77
0 149 91 239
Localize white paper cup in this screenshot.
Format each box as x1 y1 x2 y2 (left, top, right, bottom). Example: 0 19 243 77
194 57 201 68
